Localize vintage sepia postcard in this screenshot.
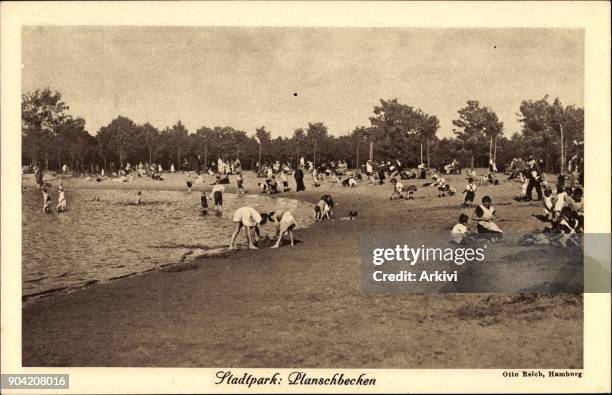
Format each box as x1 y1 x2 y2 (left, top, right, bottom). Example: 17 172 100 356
1 1 610 394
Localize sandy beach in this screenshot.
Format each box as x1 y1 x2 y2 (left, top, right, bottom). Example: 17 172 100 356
22 171 583 368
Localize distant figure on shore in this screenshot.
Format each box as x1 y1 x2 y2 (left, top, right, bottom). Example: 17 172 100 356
462 177 476 208
229 206 266 249
35 165 43 189
186 178 193 193
294 167 305 192
236 173 246 194
56 185 67 212
280 171 290 192
42 189 52 213
134 191 142 205
170 163 175 173
200 192 209 215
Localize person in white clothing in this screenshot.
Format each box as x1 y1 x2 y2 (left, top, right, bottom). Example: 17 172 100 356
451 213 471 244
268 211 298 248
553 187 574 218
473 195 503 240
56 185 67 212
229 206 266 249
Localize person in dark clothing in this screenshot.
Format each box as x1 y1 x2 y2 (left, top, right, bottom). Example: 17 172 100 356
294 167 305 192
196 155 202 175
35 164 43 189
377 167 386 185
526 158 543 201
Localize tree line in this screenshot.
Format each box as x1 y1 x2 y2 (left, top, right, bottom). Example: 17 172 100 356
22 88 583 173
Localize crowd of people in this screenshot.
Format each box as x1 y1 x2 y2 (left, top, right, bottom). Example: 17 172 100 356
29 145 584 252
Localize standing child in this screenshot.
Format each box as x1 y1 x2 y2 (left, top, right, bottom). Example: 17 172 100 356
462 177 476 208
42 188 52 213
212 182 225 211
134 191 142 205
280 171 290 192
56 185 67 212
236 173 246 194
436 178 447 197
200 192 209 215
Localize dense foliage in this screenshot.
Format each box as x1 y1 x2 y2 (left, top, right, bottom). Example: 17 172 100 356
22 89 583 173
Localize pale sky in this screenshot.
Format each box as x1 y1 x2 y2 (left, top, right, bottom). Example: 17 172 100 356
22 27 583 138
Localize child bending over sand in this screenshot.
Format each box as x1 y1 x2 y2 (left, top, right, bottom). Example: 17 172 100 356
229 206 267 249
268 211 298 248
314 199 330 221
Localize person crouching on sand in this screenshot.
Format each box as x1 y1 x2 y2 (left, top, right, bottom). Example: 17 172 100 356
314 198 330 221
268 210 297 248
472 195 503 240
229 206 267 249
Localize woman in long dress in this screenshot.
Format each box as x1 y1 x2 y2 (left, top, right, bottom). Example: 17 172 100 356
294 167 305 192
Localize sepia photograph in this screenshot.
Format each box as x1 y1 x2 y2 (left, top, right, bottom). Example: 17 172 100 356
2 2 610 394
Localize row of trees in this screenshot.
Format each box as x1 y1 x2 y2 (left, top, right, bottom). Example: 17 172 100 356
22 89 583 173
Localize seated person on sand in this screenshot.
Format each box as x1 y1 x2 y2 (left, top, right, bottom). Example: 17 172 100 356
435 178 456 197
390 178 403 200
487 172 499 185
553 186 575 220
267 210 298 248
342 176 357 187
472 195 503 240
229 206 267 250
267 176 279 194
450 213 478 245
546 206 581 248
542 188 554 220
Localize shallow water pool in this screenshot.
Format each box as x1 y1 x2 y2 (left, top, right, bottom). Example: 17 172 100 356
22 188 315 299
